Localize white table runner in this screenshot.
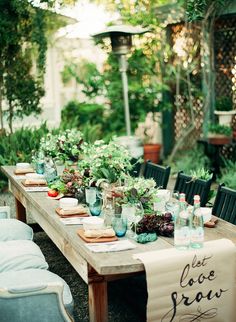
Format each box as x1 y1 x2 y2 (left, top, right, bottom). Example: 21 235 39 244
133 239 236 322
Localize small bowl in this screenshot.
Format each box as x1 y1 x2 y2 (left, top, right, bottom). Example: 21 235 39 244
83 217 104 230
200 207 212 223
16 162 30 169
25 173 44 179
59 198 78 209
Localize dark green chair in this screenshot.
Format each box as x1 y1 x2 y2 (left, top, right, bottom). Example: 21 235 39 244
143 161 171 188
173 171 212 206
212 184 236 225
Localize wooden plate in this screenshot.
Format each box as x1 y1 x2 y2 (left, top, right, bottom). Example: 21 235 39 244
55 208 89 218
21 180 47 187
77 229 118 243
14 168 35 175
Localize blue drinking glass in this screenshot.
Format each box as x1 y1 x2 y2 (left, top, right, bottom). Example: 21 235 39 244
112 214 127 237
89 195 102 216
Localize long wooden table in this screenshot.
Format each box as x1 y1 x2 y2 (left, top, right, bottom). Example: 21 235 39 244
1 166 236 322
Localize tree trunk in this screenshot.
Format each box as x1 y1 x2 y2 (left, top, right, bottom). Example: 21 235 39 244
9 100 13 134
0 76 4 131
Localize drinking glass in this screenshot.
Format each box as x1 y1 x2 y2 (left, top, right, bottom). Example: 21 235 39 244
87 189 103 216
85 187 97 205
133 201 144 239
122 204 136 238
165 190 180 220
112 214 127 237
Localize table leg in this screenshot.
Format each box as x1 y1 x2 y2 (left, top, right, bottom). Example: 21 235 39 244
15 198 26 222
88 266 108 322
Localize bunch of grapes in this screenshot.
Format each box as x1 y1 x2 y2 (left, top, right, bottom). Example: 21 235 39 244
136 213 174 237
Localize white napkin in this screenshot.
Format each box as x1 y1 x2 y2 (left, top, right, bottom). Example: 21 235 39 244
85 240 136 253
24 187 49 192
60 217 85 225
13 175 27 180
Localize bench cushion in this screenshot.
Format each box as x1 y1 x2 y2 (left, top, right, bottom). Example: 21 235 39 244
0 240 48 272
0 219 33 241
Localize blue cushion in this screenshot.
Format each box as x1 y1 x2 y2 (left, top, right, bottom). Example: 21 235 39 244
0 240 48 272
0 219 33 241
0 268 74 318
0 206 10 219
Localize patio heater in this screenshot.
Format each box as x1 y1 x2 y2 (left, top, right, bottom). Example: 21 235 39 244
92 24 149 137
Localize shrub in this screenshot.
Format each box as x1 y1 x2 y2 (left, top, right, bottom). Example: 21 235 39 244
0 123 49 191
217 160 236 190
61 100 105 129
169 145 211 176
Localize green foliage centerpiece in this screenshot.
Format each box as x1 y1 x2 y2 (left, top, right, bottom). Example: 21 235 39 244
78 139 133 187
37 129 84 163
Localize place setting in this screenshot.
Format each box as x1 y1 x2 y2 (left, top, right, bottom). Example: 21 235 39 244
55 197 89 225
77 216 136 253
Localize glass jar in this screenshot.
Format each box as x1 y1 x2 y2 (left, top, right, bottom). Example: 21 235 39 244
102 196 115 227
44 158 57 184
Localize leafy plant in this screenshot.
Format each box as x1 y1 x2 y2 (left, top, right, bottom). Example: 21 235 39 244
186 0 228 22
189 167 213 180
61 101 105 129
169 145 210 176
78 140 133 185
120 176 157 213
208 123 232 136
0 123 49 190
38 129 84 162
49 168 83 195
217 160 236 190
215 96 233 111
0 0 48 132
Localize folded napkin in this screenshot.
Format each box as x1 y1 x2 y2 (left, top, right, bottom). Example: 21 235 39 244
24 187 49 192
15 168 34 174
84 228 115 238
24 179 47 185
85 240 136 253
60 217 85 225
56 205 88 217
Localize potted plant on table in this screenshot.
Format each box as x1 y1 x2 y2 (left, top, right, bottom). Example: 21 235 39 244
214 96 236 126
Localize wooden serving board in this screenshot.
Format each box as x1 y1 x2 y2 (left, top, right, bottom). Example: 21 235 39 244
77 229 118 243
55 208 89 218
21 180 47 187
14 168 35 175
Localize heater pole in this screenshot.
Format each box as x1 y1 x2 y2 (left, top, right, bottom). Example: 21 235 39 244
119 54 131 136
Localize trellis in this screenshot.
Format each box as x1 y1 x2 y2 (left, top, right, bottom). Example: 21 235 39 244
168 13 236 147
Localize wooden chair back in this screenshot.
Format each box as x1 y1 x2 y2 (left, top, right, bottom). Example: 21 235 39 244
212 184 236 225
129 158 143 177
173 171 212 206
143 161 171 188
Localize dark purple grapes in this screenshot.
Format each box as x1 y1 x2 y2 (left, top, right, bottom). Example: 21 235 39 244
136 213 174 237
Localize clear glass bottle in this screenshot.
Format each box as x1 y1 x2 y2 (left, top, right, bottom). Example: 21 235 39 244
174 193 191 250
102 196 115 227
191 195 204 249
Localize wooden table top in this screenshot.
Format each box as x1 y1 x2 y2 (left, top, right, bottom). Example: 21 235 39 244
2 165 236 277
